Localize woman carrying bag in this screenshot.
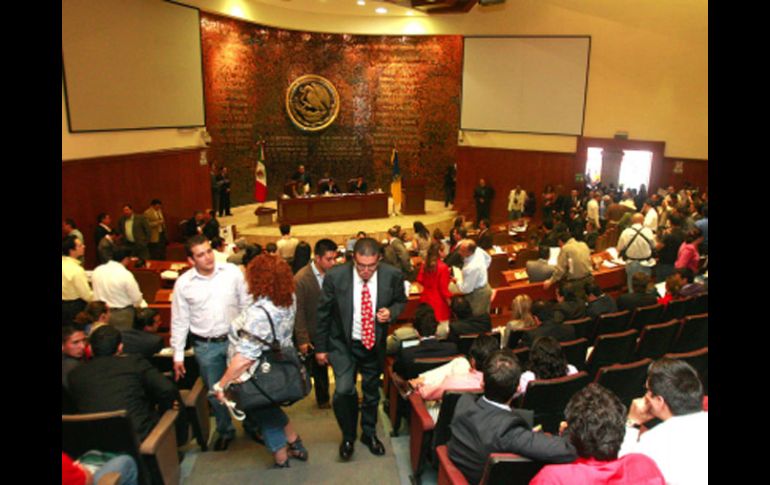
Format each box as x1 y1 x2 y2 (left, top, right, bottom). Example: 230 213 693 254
212 253 309 468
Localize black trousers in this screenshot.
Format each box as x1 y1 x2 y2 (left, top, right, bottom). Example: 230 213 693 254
311 358 330 405
328 340 381 441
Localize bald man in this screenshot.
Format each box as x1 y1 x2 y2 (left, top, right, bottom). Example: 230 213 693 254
616 213 657 292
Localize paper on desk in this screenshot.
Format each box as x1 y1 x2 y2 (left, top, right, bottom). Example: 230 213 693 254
606 247 619 260
601 260 618 269
548 247 561 266
492 245 505 254
161 270 179 280
655 281 666 298
402 340 420 349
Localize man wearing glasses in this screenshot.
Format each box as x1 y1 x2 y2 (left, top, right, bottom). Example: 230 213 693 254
315 237 408 461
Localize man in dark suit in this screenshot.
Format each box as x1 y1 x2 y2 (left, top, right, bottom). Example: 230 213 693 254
519 300 576 348
202 210 220 241
117 204 151 261
68 325 187 443
293 238 339 409
476 218 493 251
585 283 618 320
94 212 112 247
448 295 492 341
617 272 658 313
291 164 312 195
121 308 164 360
553 282 587 322
448 350 577 484
526 246 556 283
473 178 495 227
316 238 408 461
393 304 458 380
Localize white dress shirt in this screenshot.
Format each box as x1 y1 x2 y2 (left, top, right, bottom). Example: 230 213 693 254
644 207 658 233
170 262 252 362
91 261 144 309
62 256 93 301
619 411 708 485
457 248 491 294
586 198 600 228
617 223 657 264
352 267 378 341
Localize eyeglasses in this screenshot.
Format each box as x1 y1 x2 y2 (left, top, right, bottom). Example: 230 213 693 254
354 261 379 271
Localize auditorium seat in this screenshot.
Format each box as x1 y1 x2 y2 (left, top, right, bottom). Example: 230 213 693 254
62 409 180 485
683 292 708 316
563 317 595 342
477 453 546 485
437 444 469 485
592 310 631 343
634 319 680 360
670 313 708 353
593 358 652 409
661 296 691 322
665 347 708 393
458 332 501 355
517 371 590 434
179 377 211 452
560 338 589 372
585 329 638 379
628 303 664 331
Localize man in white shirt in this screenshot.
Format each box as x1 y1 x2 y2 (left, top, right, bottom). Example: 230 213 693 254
616 213 657 292
62 235 92 325
586 191 601 230
620 358 708 485
91 247 146 330
642 199 658 234
170 234 252 451
507 185 527 220
276 223 299 263
455 240 493 316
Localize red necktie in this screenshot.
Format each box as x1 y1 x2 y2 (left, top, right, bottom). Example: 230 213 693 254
361 281 375 350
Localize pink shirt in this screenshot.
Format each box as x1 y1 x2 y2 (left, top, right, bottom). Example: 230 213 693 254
530 454 666 485
675 242 700 273
418 369 483 401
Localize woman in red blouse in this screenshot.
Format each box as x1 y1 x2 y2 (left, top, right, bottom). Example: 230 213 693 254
417 242 452 323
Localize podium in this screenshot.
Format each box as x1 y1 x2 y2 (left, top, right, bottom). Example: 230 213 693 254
401 178 426 215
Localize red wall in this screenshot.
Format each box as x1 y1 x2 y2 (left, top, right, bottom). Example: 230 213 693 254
61 148 209 269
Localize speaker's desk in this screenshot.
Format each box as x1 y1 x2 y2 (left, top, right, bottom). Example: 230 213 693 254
277 192 388 225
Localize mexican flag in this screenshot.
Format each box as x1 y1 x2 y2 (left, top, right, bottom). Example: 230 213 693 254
254 141 267 202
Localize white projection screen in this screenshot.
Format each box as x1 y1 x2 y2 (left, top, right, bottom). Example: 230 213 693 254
62 0 205 132
461 36 590 136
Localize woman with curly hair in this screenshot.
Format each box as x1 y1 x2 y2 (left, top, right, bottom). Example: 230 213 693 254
515 336 577 398
212 253 308 468
530 383 665 484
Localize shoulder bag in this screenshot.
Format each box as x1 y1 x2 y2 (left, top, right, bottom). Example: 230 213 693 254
225 306 311 414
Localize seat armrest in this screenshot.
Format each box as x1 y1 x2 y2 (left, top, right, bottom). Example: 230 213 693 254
97 472 121 485
437 445 469 485
181 377 207 408
409 392 435 431
140 409 179 455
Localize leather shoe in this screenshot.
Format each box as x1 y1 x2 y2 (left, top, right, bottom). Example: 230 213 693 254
339 440 355 461
212 435 233 451
360 434 385 456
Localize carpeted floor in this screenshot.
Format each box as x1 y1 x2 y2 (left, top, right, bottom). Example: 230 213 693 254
180 380 427 485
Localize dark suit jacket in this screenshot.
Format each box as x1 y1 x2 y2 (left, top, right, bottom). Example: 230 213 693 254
68 354 180 441
616 292 658 313
383 238 414 280
294 262 322 347
120 329 164 360
203 219 220 241
393 339 459 380
520 321 576 348
477 229 493 250
448 394 576 485
586 294 618 320
316 261 407 368
94 224 111 247
117 214 151 246
448 314 493 341
553 300 587 322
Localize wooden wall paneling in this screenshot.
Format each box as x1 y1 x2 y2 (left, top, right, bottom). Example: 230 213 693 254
62 148 207 269
576 137 667 192
661 157 708 192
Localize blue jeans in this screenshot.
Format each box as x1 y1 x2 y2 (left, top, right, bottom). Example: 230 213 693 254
625 261 652 292
245 406 290 453
93 455 138 485
193 339 235 439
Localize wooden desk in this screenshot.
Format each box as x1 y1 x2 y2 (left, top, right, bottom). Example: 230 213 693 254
277 193 388 225
133 260 190 289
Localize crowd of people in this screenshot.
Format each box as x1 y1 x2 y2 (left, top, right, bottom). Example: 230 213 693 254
62 179 707 484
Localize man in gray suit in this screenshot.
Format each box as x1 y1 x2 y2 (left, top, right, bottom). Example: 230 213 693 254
117 204 151 261
316 238 408 461
293 238 339 408
526 246 556 283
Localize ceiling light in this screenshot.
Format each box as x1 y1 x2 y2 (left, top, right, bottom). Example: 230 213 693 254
357 0 366 5
375 7 388 14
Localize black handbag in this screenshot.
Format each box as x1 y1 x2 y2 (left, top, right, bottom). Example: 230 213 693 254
225 306 311 412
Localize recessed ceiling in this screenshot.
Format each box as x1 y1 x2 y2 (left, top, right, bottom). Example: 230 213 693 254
247 0 423 17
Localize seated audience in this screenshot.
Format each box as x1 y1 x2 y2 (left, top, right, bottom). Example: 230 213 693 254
504 294 537 348
674 268 706 298
616 272 658 313
585 283 618 320
62 325 88 390
526 245 556 283
518 300 576 348
202 210 220 241
447 349 577 485
73 300 111 335
657 274 683 307
182 211 204 239
120 308 165 360
447 295 492 341
553 282 587 322
619 358 708 485
530 383 666 485
393 304 459 380
515 336 578 399
68 326 187 443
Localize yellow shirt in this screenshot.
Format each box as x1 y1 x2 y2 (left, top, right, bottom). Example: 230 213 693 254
62 256 93 301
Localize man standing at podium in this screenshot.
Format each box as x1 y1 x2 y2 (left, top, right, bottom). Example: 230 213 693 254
292 164 312 195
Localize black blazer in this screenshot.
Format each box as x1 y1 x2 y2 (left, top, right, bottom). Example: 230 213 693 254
617 292 658 313
448 394 576 485
477 230 493 250
393 339 459 380
519 321 576 348
586 294 618 320
316 261 408 367
120 329 164 360
448 314 493 341
68 354 180 441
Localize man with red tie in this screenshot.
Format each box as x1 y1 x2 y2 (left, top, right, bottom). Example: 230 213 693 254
315 238 408 461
